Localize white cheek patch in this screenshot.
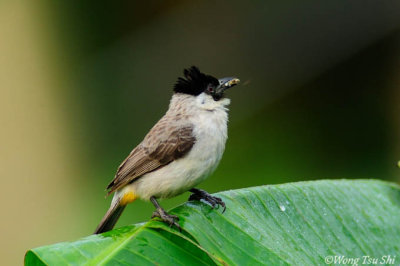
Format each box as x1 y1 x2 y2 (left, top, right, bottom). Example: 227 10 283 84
196 93 230 111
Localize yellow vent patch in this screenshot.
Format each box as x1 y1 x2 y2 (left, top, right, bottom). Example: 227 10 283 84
120 191 138 205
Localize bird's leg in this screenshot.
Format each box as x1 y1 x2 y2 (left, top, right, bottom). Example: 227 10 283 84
188 188 226 213
150 196 181 230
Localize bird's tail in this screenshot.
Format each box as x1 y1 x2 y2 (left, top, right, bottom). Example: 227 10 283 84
94 200 126 234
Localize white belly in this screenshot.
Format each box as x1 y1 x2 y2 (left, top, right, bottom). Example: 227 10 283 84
127 108 228 200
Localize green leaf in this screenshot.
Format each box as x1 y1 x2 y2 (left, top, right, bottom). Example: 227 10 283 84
25 180 400 265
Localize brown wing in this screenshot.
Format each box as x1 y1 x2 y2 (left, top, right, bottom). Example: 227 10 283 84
106 124 196 194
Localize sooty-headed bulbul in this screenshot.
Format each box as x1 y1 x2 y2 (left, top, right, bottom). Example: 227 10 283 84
94 66 239 234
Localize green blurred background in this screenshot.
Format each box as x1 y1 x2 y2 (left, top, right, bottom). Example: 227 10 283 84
1 0 400 264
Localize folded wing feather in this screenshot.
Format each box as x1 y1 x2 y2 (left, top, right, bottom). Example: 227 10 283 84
107 123 196 194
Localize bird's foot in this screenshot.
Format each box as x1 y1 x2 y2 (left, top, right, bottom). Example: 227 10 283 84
189 188 226 213
152 208 181 230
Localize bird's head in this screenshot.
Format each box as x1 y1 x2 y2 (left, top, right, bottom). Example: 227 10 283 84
173 66 239 102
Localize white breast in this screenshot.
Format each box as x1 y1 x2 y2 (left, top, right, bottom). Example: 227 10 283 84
128 93 229 200
187 97 229 179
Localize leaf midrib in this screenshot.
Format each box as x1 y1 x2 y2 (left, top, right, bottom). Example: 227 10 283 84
90 226 150 265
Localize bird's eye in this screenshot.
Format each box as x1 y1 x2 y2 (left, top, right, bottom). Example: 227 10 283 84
207 86 214 92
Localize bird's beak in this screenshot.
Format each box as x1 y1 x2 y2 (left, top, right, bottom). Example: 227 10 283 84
216 77 240 95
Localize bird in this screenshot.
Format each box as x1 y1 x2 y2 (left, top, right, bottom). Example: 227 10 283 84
94 66 239 234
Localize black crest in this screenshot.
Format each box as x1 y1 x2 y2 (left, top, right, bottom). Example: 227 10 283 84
174 66 219 96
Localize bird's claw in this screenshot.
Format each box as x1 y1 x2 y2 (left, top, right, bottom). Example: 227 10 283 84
189 190 226 213
152 209 181 231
